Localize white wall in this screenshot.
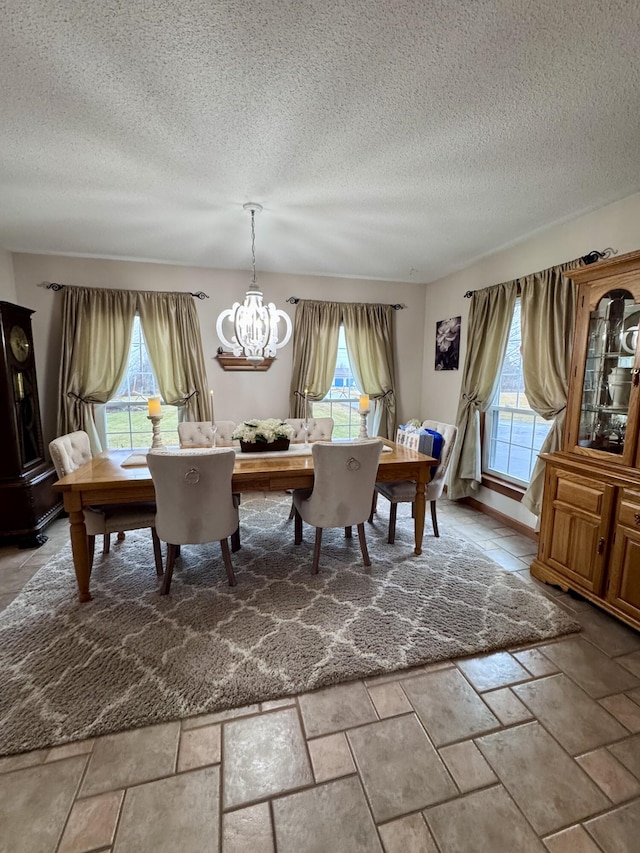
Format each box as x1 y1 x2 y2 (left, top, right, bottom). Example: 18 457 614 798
421 190 640 528
12 253 427 445
0 248 16 303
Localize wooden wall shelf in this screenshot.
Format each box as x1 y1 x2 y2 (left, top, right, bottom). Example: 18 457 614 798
215 352 275 371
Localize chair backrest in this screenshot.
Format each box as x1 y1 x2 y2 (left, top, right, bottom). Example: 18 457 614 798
421 420 458 499
284 417 334 442
178 420 237 447
304 440 382 528
49 431 92 477
147 450 238 545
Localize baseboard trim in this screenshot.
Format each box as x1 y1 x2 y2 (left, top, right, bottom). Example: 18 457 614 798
460 497 537 542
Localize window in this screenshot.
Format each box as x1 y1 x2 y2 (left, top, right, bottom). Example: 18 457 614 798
312 327 362 440
96 316 180 449
483 300 552 485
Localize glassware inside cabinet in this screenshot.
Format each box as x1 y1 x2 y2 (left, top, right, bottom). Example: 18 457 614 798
577 289 638 455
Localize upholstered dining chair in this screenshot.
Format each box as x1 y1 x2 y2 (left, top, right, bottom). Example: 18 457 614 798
178 420 237 447
284 417 334 443
177 420 241 551
292 439 382 573
147 449 239 595
370 420 458 543
284 417 334 519
49 430 162 575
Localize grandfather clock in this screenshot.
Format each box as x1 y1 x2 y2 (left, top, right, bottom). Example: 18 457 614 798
0 301 62 546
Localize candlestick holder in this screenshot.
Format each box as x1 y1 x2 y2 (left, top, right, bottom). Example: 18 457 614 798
358 409 370 439
147 414 165 450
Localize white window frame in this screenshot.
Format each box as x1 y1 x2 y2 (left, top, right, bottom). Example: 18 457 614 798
482 299 552 487
312 327 363 441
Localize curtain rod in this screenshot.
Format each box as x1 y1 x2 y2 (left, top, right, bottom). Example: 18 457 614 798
38 281 209 299
462 248 617 298
286 296 406 309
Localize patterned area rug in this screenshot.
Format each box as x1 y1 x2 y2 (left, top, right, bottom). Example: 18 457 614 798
0 495 579 756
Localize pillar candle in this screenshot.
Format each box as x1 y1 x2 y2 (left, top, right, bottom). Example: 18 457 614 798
147 396 162 417
359 394 369 413
209 389 215 426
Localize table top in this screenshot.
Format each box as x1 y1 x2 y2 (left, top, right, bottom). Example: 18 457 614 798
53 440 436 494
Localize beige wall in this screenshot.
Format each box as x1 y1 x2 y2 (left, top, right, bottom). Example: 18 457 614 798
12 189 640 530
421 190 640 528
0 248 16 303
12 253 427 445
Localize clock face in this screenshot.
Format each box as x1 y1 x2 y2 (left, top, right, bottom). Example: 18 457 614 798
9 325 30 362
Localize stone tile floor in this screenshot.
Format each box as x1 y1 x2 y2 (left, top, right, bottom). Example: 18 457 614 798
1 496 640 852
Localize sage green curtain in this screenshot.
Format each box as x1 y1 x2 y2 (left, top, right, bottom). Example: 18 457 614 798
58 286 137 452
520 261 580 515
342 303 397 438
288 300 341 417
137 291 210 421
448 282 518 500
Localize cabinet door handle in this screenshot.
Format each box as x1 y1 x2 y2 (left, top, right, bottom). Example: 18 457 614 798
597 537 605 554
635 513 640 526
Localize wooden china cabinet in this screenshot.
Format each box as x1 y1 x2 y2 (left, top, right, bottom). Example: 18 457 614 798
531 249 640 630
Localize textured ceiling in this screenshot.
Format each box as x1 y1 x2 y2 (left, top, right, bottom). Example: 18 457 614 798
1 1 639 283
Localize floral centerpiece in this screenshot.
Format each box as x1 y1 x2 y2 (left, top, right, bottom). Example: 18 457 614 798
232 418 294 452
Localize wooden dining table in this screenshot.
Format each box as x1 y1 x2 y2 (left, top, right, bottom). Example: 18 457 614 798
53 440 435 602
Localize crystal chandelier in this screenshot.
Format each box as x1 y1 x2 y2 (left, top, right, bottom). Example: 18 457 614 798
216 203 292 364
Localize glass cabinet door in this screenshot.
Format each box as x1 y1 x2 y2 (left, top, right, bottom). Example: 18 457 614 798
578 289 639 457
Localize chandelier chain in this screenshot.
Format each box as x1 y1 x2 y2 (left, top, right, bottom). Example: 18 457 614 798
250 210 257 286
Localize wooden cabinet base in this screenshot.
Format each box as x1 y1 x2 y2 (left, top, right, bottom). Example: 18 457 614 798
530 557 640 632
0 464 63 547
530 559 571 594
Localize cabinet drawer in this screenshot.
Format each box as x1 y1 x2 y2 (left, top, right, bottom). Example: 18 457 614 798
617 489 640 530
555 475 608 515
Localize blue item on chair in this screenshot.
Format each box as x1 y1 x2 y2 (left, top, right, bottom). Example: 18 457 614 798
397 426 435 456
422 429 443 475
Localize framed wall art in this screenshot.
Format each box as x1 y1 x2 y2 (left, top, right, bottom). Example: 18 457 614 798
435 316 461 370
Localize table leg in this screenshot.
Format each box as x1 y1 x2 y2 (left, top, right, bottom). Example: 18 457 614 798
414 480 426 556
67 502 92 602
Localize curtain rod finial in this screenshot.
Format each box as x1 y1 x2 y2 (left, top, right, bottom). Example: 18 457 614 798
582 248 617 265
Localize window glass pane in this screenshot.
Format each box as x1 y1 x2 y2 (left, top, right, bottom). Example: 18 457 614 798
483 300 553 486
512 417 534 448
488 439 511 472
104 316 180 448
313 327 362 440
494 410 513 441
